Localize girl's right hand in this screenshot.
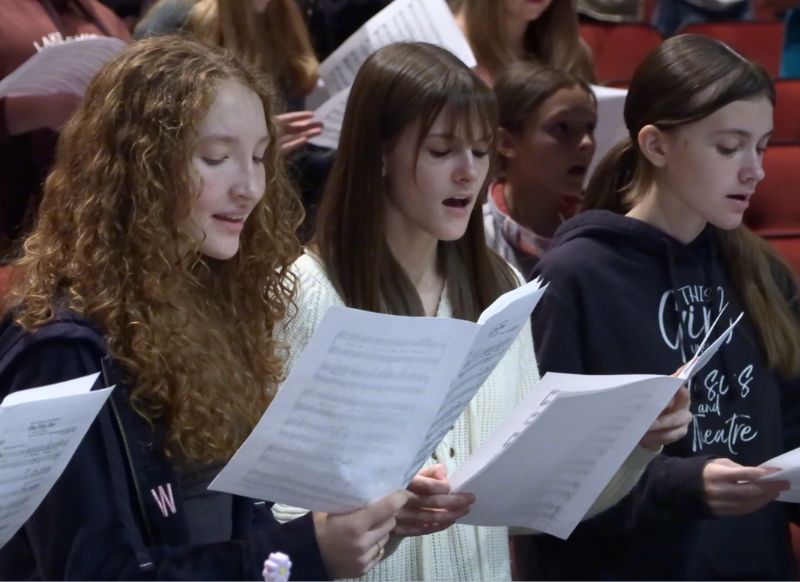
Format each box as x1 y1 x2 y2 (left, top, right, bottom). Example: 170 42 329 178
702 458 790 516
394 463 474 536
312 490 408 578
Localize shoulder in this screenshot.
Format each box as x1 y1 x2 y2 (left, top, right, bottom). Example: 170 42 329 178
133 0 194 38
0 310 109 396
0 309 106 362
284 252 343 329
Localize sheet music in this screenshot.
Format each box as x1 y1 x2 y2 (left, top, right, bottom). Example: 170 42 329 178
211 307 477 512
308 88 349 149
450 372 683 539
448 310 741 538
758 441 800 501
0 37 126 98
404 280 547 482
307 0 475 142
211 281 545 512
0 373 113 549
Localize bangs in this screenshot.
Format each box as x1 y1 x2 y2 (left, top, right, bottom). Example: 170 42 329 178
412 72 497 149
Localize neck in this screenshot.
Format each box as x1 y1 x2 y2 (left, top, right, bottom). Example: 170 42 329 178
385 225 443 315
626 184 706 244
503 179 562 238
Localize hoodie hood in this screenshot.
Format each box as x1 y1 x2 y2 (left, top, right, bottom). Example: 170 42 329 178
550 209 713 258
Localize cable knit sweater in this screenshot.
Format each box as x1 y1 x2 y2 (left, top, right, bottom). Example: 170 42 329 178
273 252 657 581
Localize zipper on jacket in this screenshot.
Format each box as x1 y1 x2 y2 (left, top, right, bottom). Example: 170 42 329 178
108 395 156 546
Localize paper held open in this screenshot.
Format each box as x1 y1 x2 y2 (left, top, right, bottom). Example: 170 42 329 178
0 36 126 99
209 279 547 512
0 373 114 549
450 310 744 539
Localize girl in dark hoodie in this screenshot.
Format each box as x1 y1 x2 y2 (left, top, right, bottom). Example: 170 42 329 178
523 34 800 580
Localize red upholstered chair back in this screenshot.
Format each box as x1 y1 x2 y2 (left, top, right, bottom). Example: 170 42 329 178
581 22 664 84
680 20 785 77
774 79 800 144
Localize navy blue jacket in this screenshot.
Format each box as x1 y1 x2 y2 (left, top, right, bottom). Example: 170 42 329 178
0 310 329 580
520 211 800 580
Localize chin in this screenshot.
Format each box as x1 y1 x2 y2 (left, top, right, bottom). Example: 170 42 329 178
709 216 745 231
201 244 240 260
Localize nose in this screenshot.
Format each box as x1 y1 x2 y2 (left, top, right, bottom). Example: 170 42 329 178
232 160 264 202
739 149 766 186
454 150 479 184
579 131 595 154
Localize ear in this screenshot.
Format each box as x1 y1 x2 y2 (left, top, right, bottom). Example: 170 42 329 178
496 127 519 160
637 124 669 168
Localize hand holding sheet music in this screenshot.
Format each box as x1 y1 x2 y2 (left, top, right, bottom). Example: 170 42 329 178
449 311 744 539
209 280 548 512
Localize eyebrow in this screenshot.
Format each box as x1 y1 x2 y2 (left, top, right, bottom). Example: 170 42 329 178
426 132 493 142
198 134 270 145
712 128 773 139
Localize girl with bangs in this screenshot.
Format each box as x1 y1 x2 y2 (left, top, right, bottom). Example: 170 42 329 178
272 41 691 581
0 35 407 580
451 0 595 86
528 34 800 579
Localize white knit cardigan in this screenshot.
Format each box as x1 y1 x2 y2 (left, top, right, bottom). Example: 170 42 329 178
273 252 657 581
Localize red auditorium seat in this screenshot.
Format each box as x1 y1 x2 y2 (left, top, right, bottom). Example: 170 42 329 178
680 20 785 77
745 144 800 273
580 23 664 84
774 79 800 143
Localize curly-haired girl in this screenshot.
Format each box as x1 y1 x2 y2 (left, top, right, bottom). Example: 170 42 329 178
0 35 405 580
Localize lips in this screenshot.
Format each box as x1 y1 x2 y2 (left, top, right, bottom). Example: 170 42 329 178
567 165 587 177
726 194 751 211
443 196 471 208
213 213 246 223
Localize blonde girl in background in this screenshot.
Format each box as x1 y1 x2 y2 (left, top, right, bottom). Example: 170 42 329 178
451 0 595 86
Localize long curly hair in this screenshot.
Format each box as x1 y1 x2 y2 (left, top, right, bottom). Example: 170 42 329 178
3 36 303 463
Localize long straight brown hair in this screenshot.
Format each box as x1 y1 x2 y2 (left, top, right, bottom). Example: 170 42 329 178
453 0 594 83
187 0 319 98
315 42 518 321
585 34 800 377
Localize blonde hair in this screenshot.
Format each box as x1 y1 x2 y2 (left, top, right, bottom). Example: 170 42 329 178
187 0 319 98
454 0 594 83
3 36 303 462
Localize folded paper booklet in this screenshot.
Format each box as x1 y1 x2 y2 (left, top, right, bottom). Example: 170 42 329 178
0 36 126 99
450 310 744 539
209 279 547 511
0 373 114 549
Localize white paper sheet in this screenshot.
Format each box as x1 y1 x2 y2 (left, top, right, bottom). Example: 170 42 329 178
0 373 113 549
587 85 628 185
0 37 126 98
450 309 742 539
209 280 546 512
450 372 683 539
307 0 475 144
759 447 800 502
